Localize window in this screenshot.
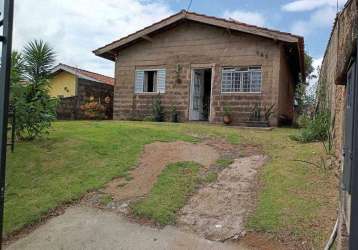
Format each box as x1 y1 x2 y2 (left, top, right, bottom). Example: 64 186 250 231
135 69 166 93
144 71 157 92
221 66 262 93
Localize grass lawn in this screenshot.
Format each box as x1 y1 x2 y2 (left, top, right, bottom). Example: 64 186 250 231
5 121 238 235
132 161 201 225
242 129 338 248
5 121 337 248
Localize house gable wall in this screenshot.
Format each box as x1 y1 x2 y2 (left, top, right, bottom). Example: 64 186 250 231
278 45 295 122
49 71 77 98
114 20 291 124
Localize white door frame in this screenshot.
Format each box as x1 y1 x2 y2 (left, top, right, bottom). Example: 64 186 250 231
189 64 215 121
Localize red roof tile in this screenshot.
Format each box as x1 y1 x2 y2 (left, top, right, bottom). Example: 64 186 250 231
52 63 114 86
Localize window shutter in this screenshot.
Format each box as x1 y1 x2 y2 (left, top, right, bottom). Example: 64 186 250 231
135 70 144 93
157 69 166 93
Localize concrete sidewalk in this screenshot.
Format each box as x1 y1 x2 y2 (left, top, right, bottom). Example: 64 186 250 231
5 206 246 250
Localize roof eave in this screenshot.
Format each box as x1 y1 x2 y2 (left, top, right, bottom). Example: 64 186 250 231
51 64 105 84
93 50 116 61
94 10 302 60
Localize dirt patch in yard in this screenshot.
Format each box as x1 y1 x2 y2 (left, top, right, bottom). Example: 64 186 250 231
177 155 268 241
239 232 291 250
102 141 220 201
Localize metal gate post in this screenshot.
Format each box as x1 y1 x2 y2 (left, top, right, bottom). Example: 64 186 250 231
0 0 14 248
349 40 358 250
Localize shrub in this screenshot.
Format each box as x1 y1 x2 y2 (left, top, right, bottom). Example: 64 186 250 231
10 40 57 140
264 104 275 122
80 101 106 120
296 114 311 128
170 106 179 123
250 103 276 122
13 82 58 140
152 94 164 122
223 105 232 116
249 103 261 121
291 111 330 143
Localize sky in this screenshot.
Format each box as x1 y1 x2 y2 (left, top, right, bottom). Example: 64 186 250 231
11 0 348 77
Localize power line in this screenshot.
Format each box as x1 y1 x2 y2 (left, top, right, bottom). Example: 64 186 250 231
186 0 193 11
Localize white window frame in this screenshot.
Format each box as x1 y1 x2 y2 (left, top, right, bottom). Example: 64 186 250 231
221 66 262 94
134 68 166 94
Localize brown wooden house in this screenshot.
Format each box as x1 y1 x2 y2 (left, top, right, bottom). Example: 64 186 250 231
94 10 304 126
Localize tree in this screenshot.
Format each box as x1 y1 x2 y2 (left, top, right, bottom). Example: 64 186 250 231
23 40 56 83
304 53 315 80
10 51 25 84
10 51 25 103
295 52 316 115
10 40 57 140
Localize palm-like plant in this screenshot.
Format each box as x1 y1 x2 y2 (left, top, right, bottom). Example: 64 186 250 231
23 40 55 84
10 40 57 140
10 51 25 84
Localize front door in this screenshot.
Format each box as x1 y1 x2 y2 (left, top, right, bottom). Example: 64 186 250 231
190 70 205 120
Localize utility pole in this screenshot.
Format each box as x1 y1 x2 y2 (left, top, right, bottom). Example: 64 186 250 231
0 0 14 248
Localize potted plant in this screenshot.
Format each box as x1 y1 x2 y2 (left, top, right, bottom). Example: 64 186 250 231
223 105 232 125
152 94 164 122
264 104 276 126
170 105 179 123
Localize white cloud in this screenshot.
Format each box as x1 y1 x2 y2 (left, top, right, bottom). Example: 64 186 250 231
290 6 337 36
13 0 173 76
223 10 266 27
309 57 323 86
282 0 346 12
313 57 323 70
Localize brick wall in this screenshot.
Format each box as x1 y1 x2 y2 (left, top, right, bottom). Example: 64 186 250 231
113 20 296 125
56 78 114 120
56 96 78 120
319 0 358 248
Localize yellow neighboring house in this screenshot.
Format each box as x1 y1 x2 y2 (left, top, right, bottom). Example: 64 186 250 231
50 63 114 120
49 70 76 97
49 63 114 98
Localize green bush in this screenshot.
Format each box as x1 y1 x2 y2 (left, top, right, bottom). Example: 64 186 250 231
223 105 232 116
296 114 311 128
291 111 330 143
170 106 179 123
152 94 164 122
12 82 57 140
10 40 57 140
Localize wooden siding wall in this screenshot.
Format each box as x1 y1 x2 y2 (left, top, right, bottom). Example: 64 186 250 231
114 21 290 125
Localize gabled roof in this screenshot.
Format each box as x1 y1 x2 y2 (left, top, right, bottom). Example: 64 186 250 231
93 10 304 75
51 63 114 86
